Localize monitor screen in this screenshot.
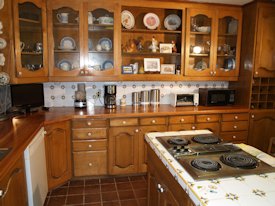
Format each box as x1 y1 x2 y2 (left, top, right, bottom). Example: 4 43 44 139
10 83 44 109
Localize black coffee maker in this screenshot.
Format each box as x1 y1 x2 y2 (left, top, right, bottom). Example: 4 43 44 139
104 85 116 109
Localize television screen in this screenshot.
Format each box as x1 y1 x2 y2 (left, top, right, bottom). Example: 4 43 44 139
10 83 44 109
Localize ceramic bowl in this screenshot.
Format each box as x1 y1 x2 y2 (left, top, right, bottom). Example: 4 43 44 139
196 26 211 33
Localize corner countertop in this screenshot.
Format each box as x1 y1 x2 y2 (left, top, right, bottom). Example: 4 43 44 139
145 131 275 206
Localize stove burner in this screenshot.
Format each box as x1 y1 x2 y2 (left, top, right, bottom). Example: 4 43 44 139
192 134 221 144
191 158 221 171
220 154 258 169
168 137 189 146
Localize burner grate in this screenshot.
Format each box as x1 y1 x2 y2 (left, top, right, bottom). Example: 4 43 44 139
191 158 221 171
168 137 189 146
220 154 258 169
192 134 221 144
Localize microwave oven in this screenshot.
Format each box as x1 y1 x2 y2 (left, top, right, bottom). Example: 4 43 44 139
170 93 199 107
199 88 235 106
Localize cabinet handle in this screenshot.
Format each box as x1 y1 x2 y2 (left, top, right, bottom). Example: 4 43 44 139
87 122 92 126
233 125 238 129
80 70 84 75
87 132 92 136
88 163 92 167
206 117 211 121
88 144 92 148
255 71 259 75
151 120 156 124
251 114 255 119
157 184 165 193
191 126 196 130
233 135 236 139
85 70 89 75
43 131 47 135
213 71 216 75
210 71 214 76
17 71 22 76
180 118 185 122
135 129 139 133
234 116 238 120
122 121 126 125
0 168 21 199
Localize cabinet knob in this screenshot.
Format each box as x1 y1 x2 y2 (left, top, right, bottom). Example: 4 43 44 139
180 118 185 122
234 116 238 120
233 135 236 139
151 120 156 124
122 121 126 124
206 117 211 121
210 71 214 75
213 71 216 75
88 144 92 148
191 126 196 130
0 190 3 197
87 122 92 126
233 125 238 129
251 114 255 119
255 71 259 75
80 70 84 75
87 132 92 136
157 184 165 193
43 131 47 135
88 163 93 167
135 129 139 133
17 71 22 76
85 70 89 75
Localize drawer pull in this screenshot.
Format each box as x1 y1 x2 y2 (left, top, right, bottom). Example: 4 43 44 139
151 120 156 124
88 163 93 167
88 144 92 148
135 129 139 133
191 126 196 130
87 122 92 126
122 121 126 125
180 118 185 122
87 132 92 136
234 116 238 120
233 125 238 129
233 135 236 139
206 117 211 121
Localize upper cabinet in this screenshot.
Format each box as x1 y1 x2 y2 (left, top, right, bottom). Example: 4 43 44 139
13 0 48 81
185 8 242 80
254 4 275 77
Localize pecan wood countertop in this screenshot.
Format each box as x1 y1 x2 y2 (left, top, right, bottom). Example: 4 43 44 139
0 105 249 179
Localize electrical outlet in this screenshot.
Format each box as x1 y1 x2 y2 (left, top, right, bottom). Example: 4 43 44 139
96 89 101 98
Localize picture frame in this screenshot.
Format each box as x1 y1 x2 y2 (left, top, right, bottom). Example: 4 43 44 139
160 64 175 74
159 43 173 53
144 58 160 72
122 65 134 74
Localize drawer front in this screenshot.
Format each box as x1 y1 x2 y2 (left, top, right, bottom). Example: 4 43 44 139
196 114 220 123
168 116 195 124
73 139 107 151
196 123 220 134
140 117 166 125
222 113 249 122
220 131 248 142
73 128 107 140
221 121 249 132
72 119 108 128
73 151 107 176
110 118 138 127
168 124 195 131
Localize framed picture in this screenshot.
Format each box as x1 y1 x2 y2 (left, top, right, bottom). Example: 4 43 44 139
122 65 133 74
160 64 175 74
144 58 161 72
159 43 173 53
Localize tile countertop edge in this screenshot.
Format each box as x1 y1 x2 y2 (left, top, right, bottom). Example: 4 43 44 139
145 131 275 206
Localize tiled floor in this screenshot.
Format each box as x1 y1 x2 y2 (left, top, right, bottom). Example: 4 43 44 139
44 175 147 206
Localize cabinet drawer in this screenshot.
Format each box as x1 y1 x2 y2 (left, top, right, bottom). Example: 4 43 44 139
72 128 107 139
140 117 166 125
168 116 195 124
73 139 107 151
110 118 138 127
220 131 248 142
196 114 220 123
222 113 249 121
168 124 194 131
73 151 107 176
72 119 108 128
221 121 249 132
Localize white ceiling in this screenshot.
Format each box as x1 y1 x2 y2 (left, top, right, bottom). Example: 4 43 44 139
188 0 253 5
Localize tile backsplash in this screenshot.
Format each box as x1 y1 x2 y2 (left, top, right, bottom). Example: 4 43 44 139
44 81 228 107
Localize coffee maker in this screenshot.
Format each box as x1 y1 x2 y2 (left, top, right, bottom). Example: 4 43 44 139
74 83 87 108
104 85 116 109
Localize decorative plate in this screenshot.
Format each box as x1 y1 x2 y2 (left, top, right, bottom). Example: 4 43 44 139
98 37 112 51
0 72 10 85
223 58 236 71
57 59 72 71
59 37 76 50
194 61 207 71
164 14 181 31
0 38 7 49
102 60 113 70
0 0 4 10
143 13 160 30
0 53 5 66
121 10 135 29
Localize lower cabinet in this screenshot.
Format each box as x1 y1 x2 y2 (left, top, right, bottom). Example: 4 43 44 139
248 110 275 152
147 144 194 206
0 155 28 206
44 121 72 189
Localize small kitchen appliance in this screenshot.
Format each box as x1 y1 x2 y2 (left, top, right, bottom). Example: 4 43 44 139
170 92 199 107
74 83 87 108
199 88 235 106
104 85 116 109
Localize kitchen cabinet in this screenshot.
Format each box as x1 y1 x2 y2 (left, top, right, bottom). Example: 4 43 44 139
13 0 48 82
0 155 28 206
248 110 275 153
72 118 108 176
147 143 194 206
44 120 72 189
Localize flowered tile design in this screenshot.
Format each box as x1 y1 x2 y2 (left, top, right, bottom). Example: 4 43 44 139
43 81 228 107
145 131 275 206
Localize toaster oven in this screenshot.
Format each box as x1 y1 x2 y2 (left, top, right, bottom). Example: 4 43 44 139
170 93 199 107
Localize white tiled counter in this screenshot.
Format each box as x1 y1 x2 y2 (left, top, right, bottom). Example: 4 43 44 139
145 130 275 206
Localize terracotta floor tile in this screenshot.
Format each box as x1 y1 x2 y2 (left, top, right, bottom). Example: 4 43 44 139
120 199 138 206
101 177 115 184
118 190 135 200
129 176 145 182
116 182 132 191
115 176 129 183
102 201 120 206
101 191 119 202
85 193 101 203
68 186 84 195
85 179 100 186
66 194 84 205
134 189 147 198
137 198 147 206
70 179 85 187
60 181 69 187
50 187 68 196
47 196 66 206
131 181 147 190
85 185 100 194
101 183 116 192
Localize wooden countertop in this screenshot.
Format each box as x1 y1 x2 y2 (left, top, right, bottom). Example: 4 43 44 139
0 105 249 179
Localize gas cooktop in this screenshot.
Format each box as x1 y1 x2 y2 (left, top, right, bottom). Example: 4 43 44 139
156 133 275 180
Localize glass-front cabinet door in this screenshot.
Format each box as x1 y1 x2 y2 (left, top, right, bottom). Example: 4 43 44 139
214 11 242 77
83 1 116 77
185 9 215 77
47 1 84 77
13 0 48 78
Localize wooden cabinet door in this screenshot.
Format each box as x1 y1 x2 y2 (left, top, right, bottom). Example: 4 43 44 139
139 125 167 173
248 111 275 153
108 126 139 174
148 173 160 206
0 156 28 206
44 121 72 189
254 4 275 77
159 187 180 206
